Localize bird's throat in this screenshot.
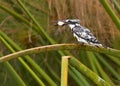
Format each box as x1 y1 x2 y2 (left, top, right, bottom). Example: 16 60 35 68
68 24 76 29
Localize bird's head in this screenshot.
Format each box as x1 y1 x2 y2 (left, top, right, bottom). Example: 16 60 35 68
56 19 80 26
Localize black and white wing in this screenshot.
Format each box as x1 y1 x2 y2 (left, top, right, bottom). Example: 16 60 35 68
71 26 103 47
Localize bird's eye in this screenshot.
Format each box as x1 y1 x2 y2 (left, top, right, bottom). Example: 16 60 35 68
68 20 72 23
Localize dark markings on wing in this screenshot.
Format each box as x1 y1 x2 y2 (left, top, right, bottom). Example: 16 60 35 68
71 26 101 44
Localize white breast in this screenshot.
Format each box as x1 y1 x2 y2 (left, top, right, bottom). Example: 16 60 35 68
73 33 88 44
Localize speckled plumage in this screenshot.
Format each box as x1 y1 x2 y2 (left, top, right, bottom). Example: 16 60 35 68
57 19 104 47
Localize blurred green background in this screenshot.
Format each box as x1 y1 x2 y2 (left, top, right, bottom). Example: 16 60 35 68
0 0 120 86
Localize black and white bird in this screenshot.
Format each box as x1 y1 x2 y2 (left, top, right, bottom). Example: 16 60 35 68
56 19 105 47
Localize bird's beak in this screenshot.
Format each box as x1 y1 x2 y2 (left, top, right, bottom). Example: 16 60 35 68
54 20 67 26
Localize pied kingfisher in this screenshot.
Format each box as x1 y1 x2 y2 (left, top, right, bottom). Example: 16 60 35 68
56 19 105 47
